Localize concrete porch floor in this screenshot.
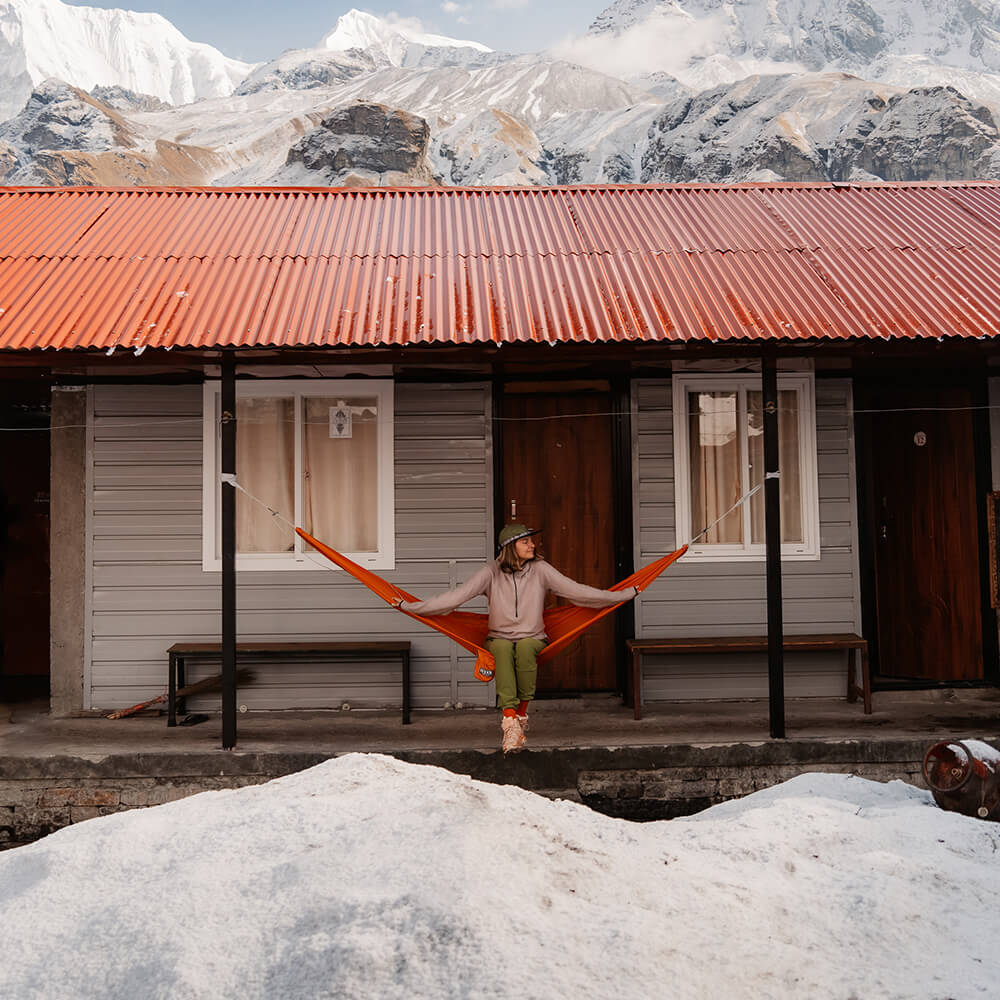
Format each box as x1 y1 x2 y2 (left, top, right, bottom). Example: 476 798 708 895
3 688 1000 757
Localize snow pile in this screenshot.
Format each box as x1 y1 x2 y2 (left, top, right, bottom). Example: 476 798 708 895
2 755 998 999
0 0 255 122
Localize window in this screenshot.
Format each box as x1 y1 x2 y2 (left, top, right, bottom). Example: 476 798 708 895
672 373 819 561
202 380 395 571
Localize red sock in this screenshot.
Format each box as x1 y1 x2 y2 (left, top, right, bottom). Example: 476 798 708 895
516 700 529 717
502 708 517 718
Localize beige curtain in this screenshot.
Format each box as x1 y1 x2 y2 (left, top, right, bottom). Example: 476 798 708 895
235 397 295 553
748 389 803 544
688 390 743 544
303 396 379 552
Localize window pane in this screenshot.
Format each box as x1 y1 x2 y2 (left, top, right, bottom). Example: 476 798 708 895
236 397 295 553
748 390 803 544
688 391 742 544
303 396 379 552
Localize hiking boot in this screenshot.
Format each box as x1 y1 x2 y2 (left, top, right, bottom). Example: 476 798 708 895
501 715 525 754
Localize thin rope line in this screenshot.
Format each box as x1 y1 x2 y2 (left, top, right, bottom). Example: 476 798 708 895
228 469 762 559
225 478 340 575
686 483 763 546
11 398 1000 434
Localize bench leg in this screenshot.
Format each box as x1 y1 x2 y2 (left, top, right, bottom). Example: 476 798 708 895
846 647 873 715
168 653 180 727
860 646 872 714
401 649 411 725
632 650 643 721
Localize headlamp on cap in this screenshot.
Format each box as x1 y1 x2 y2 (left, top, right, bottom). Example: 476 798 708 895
497 522 541 550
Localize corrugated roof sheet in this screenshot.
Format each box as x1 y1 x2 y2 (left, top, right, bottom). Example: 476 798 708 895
1 182 1000 352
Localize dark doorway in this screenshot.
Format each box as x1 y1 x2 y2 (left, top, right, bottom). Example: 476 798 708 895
0 382 51 700
856 379 992 683
501 381 618 693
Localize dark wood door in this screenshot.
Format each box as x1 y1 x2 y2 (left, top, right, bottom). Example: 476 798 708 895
864 383 984 681
1 389 51 687
502 384 617 692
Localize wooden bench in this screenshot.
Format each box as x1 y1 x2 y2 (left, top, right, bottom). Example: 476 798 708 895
626 633 871 720
167 641 412 726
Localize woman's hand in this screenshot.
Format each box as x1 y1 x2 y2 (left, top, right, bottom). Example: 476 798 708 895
390 596 404 609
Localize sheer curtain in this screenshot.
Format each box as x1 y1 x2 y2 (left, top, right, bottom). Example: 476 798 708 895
235 397 294 553
688 390 743 543
303 396 378 552
748 389 802 543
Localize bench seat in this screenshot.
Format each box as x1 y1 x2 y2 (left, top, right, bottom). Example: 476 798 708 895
626 633 870 720
167 641 411 726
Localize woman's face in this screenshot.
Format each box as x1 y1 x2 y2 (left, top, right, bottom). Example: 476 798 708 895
513 536 536 562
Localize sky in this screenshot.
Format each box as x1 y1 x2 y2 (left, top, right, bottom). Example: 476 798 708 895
2 753 999 998
64 0 616 64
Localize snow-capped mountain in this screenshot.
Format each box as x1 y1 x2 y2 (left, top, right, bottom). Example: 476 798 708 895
320 9 496 69
579 0 1000 101
5 0 1000 189
0 0 255 122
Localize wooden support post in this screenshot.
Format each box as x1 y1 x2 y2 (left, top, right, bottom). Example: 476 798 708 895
762 355 786 739
221 353 238 750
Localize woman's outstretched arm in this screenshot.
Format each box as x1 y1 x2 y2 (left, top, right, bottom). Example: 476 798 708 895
396 564 493 616
538 562 638 608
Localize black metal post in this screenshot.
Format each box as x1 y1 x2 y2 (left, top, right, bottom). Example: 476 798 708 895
610 375 636 692
491 374 505 544
221 353 238 749
762 355 786 739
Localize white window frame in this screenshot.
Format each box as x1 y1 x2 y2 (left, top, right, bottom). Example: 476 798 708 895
672 372 820 562
202 379 395 572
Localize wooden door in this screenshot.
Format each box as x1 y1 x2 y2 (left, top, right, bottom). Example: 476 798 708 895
862 383 984 681
501 384 617 692
1 389 51 689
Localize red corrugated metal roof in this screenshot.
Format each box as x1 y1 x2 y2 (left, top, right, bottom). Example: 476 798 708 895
1 182 1000 352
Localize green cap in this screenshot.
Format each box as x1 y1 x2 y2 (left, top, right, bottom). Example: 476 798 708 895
498 523 541 548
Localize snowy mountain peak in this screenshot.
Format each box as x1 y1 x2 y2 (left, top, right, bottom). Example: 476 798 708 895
0 0 255 122
320 9 492 67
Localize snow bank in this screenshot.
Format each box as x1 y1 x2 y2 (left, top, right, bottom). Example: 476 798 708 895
1 755 998 999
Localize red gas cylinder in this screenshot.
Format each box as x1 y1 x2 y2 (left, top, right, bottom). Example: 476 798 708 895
922 739 1000 822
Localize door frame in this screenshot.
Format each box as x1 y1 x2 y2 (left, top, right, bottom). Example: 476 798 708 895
854 369 999 686
491 375 635 693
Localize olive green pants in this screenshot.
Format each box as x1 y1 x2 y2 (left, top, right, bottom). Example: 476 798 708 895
485 637 547 710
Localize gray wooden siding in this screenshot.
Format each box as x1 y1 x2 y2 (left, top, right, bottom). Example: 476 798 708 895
631 376 862 701
87 382 494 711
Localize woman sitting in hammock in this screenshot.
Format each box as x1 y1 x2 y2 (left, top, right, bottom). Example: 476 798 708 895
392 523 640 754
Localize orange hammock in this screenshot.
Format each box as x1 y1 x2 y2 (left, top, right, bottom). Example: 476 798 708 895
296 527 687 682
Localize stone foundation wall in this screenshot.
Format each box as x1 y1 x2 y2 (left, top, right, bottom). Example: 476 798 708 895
578 760 925 821
0 752 328 850
0 741 935 848
0 775 273 848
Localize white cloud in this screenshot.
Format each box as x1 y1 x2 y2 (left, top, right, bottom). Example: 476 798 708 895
441 0 474 21
544 8 802 85
383 11 430 35
551 9 726 79
492 0 532 8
